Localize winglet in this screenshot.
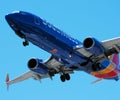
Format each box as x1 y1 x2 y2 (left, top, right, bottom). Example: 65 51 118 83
6 73 10 90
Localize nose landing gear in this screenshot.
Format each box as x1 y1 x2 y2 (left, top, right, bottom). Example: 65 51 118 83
15 30 29 47
23 40 29 46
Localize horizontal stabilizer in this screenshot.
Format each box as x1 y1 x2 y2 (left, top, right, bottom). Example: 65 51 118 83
91 78 103 84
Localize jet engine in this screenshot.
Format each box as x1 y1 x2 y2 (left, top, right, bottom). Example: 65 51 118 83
28 58 49 74
83 37 105 56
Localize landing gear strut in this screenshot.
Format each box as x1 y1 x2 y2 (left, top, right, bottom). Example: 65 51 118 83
60 73 70 82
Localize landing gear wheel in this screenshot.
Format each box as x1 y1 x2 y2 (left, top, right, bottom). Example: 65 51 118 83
60 74 70 82
60 75 66 82
23 40 29 46
65 73 70 80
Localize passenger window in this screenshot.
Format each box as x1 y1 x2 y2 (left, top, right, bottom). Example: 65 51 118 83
34 17 40 25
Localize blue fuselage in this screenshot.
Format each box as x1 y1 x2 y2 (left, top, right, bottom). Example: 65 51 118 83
5 11 92 71
5 11 120 81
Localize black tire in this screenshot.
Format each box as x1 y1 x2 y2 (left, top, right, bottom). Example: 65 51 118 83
60 75 66 82
65 74 70 80
23 41 29 46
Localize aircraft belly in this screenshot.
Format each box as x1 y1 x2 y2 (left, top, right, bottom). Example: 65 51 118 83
11 17 90 67
27 33 86 65
10 17 92 70
22 26 88 65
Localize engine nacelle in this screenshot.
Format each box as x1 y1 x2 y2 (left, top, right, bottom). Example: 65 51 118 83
28 58 49 74
83 37 105 56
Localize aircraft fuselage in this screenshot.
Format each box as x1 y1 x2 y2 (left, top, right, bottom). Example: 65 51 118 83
5 11 120 81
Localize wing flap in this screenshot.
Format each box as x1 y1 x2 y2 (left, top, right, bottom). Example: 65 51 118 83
45 56 63 69
45 56 74 74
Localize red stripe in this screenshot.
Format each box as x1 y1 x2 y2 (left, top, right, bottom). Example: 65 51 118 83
95 71 118 78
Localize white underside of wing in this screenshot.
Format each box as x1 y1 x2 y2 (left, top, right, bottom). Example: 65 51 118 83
102 37 120 49
7 71 34 85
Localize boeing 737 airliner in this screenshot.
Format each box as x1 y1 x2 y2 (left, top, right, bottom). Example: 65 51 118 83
5 11 120 88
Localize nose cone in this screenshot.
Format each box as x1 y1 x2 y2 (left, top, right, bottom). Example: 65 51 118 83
5 11 21 31
5 11 34 32
5 11 20 24
5 14 16 31
5 14 14 23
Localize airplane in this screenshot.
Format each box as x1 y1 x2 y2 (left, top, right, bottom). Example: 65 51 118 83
5 11 120 88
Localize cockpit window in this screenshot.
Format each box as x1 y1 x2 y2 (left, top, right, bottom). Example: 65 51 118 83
12 11 20 14
20 11 27 15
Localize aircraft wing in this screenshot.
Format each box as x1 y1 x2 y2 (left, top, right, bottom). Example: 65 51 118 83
6 71 33 85
45 56 74 74
6 71 51 89
102 37 120 51
76 37 120 58
6 56 74 88
45 56 63 69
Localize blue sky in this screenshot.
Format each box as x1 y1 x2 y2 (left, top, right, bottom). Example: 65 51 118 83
1 0 120 100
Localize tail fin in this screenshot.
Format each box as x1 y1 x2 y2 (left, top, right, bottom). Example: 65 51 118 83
6 73 10 90
112 54 119 66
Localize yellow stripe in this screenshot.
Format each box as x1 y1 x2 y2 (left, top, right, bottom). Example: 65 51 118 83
91 63 115 76
109 55 113 60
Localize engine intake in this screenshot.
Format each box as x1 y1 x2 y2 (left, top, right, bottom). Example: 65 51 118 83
83 37 105 56
83 37 94 49
28 58 49 74
28 58 38 69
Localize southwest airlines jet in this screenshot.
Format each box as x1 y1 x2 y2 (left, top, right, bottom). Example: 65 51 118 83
5 11 120 88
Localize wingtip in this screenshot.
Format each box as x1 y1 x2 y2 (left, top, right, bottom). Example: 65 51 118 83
6 73 9 83
6 73 10 90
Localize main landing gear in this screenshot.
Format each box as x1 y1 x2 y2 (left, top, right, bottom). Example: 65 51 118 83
60 73 70 82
